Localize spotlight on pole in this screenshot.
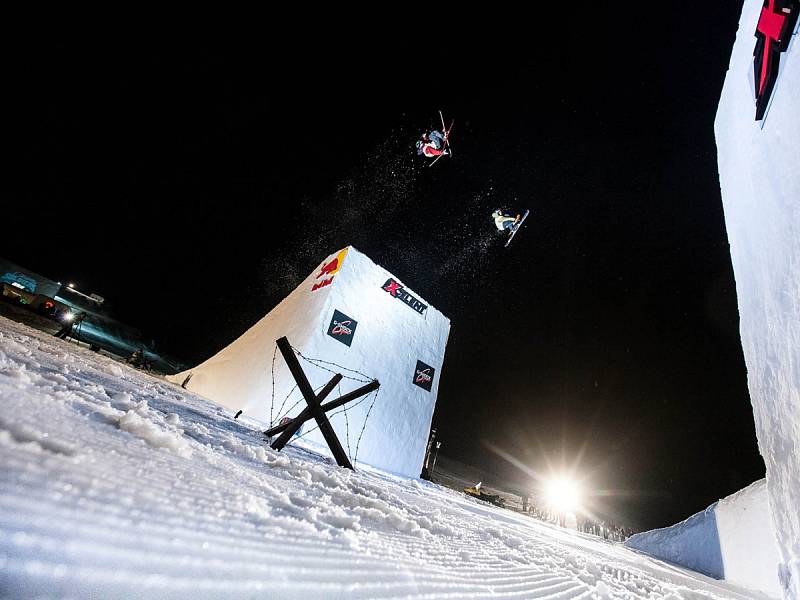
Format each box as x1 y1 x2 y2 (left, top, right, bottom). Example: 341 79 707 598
431 441 442 475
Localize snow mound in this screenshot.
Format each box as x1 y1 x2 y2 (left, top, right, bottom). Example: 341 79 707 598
627 480 780 597
627 506 723 579
117 408 192 458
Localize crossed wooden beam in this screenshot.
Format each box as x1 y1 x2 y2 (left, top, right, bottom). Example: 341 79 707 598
264 336 379 470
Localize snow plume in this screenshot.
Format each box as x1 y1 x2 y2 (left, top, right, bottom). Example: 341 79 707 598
253 132 508 314
332 132 421 234
253 149 514 347
434 189 498 280
0 316 766 598
256 131 420 298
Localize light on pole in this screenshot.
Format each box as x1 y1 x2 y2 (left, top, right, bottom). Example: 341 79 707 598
431 441 442 475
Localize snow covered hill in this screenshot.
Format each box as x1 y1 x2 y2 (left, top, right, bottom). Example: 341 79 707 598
0 317 768 598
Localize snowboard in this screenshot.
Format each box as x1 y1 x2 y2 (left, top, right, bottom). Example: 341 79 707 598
504 209 530 247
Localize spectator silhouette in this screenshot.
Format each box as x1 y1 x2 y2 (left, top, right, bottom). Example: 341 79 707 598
54 312 86 340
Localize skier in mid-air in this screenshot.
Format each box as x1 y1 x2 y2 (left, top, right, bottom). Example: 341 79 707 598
416 111 454 165
416 130 449 158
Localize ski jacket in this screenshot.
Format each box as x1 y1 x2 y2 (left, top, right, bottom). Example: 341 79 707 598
422 143 446 158
492 211 516 231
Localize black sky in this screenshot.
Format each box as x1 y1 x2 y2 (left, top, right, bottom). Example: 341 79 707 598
4 5 765 530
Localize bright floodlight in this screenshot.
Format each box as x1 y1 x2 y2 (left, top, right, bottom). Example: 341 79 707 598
68 283 75 288
544 477 581 512
63 312 75 323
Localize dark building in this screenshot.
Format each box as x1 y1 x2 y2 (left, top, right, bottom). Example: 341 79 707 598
0 257 183 374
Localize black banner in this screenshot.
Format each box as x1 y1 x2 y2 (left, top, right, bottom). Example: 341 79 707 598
413 360 435 392
327 309 358 347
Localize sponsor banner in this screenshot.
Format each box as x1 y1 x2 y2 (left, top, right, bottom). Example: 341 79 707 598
312 248 349 292
327 309 358 347
413 360 435 392
381 278 427 315
753 0 798 120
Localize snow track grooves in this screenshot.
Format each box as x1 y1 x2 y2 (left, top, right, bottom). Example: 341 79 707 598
0 318 760 598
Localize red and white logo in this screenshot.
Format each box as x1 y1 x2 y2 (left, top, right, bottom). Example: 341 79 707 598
412 359 435 392
327 309 358 347
381 278 428 315
330 319 353 336
753 0 798 120
312 248 349 292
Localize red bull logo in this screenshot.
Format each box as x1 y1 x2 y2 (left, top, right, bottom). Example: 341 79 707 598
317 257 339 278
312 278 333 292
312 248 349 292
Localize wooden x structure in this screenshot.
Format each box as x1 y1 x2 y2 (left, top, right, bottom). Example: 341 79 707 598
266 336 379 470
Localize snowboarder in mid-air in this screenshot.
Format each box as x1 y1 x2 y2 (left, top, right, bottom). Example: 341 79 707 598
492 207 530 247
491 208 520 233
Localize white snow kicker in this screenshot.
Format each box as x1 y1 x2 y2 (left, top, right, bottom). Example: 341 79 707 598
627 479 782 597
715 0 800 596
169 247 450 478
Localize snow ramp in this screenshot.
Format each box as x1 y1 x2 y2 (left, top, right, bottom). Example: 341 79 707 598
627 480 781 597
168 247 450 478
714 0 800 594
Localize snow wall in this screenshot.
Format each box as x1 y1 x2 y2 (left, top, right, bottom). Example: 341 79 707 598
168 247 450 478
714 0 800 596
627 480 781 597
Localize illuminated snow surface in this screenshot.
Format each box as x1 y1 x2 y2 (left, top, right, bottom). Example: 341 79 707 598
0 318 765 599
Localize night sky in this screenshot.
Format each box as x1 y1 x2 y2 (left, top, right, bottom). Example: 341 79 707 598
5 5 765 530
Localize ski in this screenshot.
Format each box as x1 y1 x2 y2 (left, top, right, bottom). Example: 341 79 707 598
439 110 454 158
427 113 454 168
428 154 445 167
505 209 530 248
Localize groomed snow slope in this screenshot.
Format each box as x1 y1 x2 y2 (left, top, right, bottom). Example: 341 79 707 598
0 318 765 599
715 1 800 595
